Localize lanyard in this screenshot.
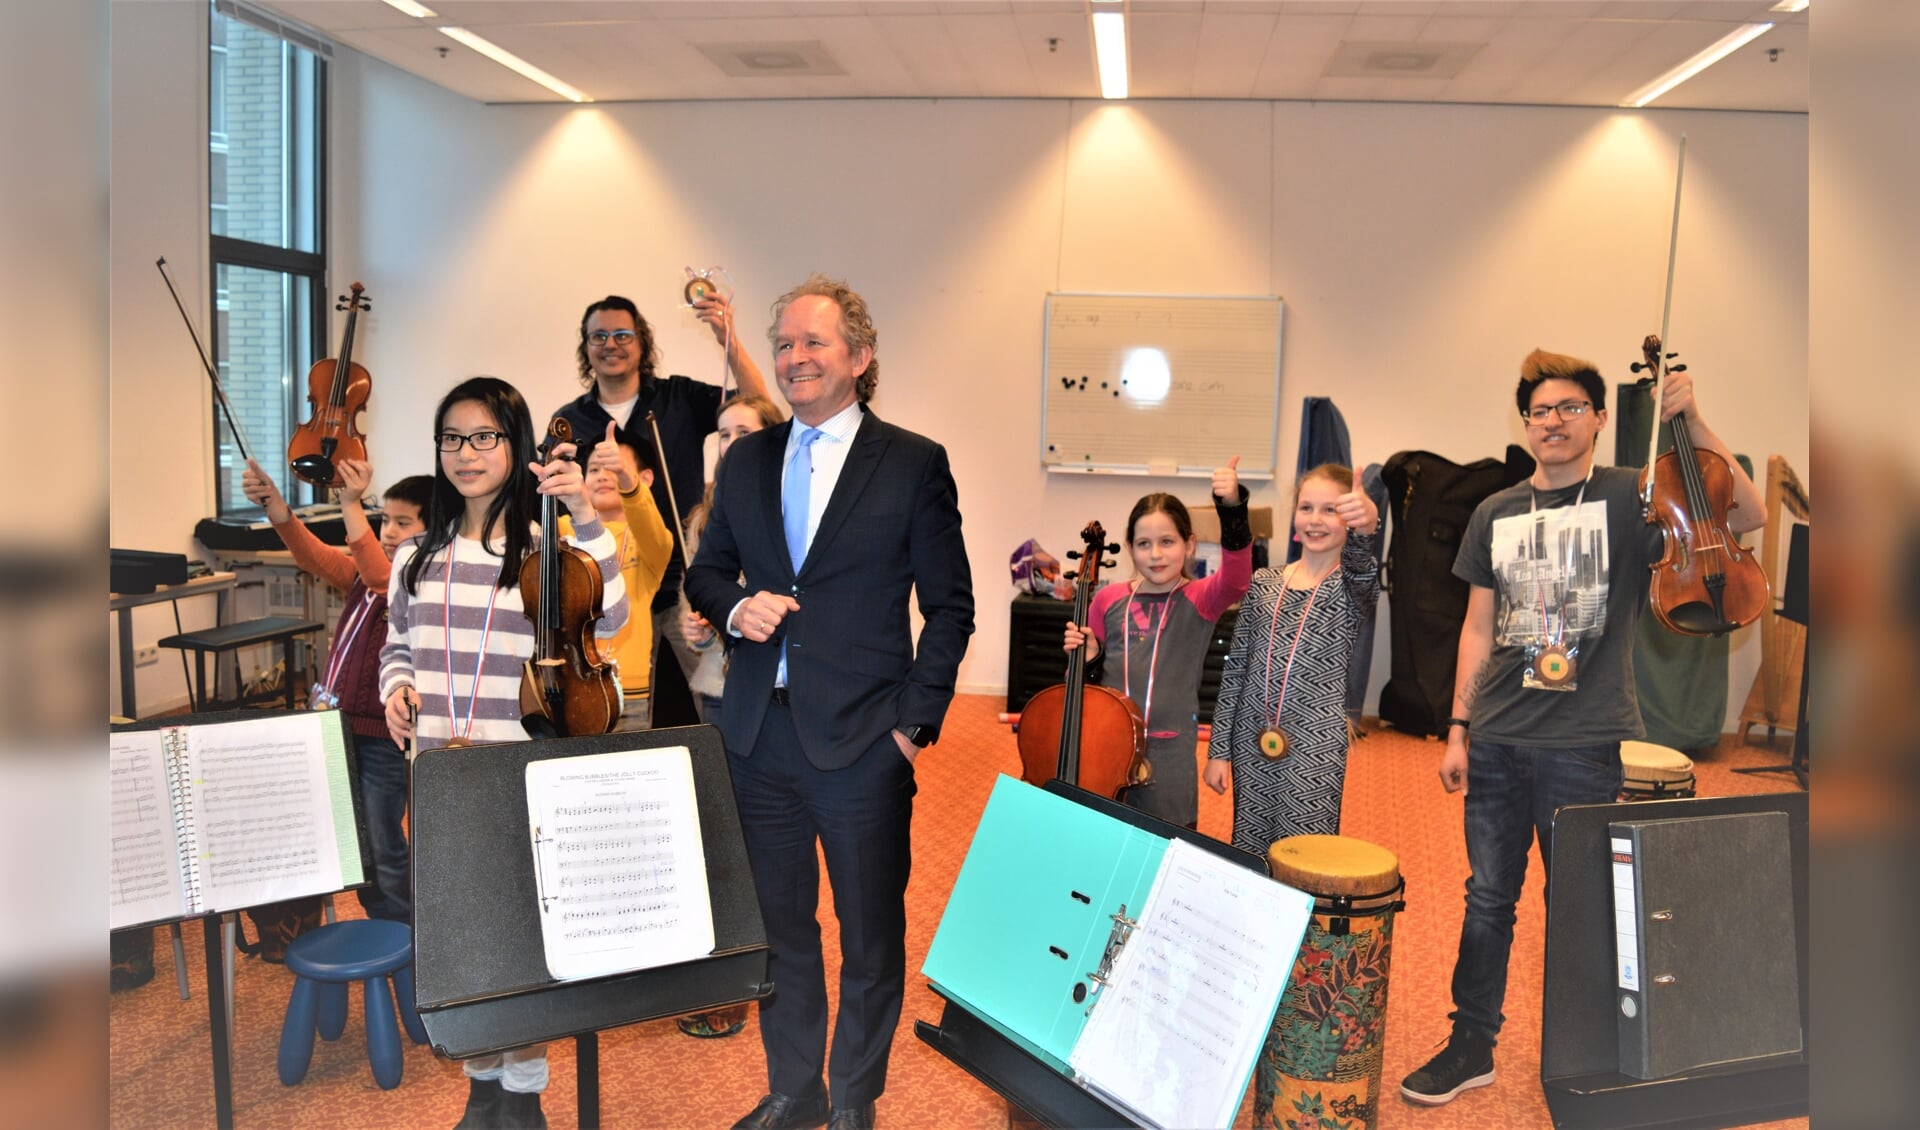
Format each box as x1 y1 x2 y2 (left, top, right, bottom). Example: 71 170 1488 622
441 545 505 744
318 587 380 698
1529 465 1594 645
1262 561 1336 728
1121 580 1185 730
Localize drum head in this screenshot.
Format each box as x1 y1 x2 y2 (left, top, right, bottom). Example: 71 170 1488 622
1266 834 1400 898
1620 740 1695 783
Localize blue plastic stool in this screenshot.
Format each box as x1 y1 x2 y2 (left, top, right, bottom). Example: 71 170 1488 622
277 920 428 1090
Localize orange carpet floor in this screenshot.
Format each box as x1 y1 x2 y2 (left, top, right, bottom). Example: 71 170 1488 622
109 696 1808 1129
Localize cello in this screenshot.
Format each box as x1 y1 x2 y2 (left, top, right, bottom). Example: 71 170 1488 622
1016 521 1151 798
517 418 621 739
288 283 372 488
1628 135 1768 637
1632 336 1770 636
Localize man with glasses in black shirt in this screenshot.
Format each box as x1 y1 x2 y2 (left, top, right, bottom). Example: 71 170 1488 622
553 294 769 727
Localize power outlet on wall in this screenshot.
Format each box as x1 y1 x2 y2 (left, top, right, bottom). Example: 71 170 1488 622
134 646 160 667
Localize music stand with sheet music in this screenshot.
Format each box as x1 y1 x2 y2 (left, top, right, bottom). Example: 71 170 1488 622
110 708 372 1130
409 724 767 1128
913 779 1274 1128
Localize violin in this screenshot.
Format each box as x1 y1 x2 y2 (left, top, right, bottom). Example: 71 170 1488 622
1633 335 1770 637
518 419 621 739
288 283 372 488
1017 521 1151 799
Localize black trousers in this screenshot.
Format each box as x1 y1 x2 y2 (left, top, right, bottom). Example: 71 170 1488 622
731 701 917 1108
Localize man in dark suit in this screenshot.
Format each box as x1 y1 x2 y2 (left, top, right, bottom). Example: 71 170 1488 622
685 274 974 1130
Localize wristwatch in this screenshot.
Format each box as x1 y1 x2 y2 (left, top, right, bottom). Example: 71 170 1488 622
1446 716 1471 733
901 724 937 749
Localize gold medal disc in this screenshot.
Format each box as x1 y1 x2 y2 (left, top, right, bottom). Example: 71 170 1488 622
444 735 474 749
1259 728 1290 759
1536 645 1576 687
684 277 713 304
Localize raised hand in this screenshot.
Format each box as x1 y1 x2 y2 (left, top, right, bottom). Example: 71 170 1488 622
1212 455 1242 502
337 458 374 505
242 459 292 523
1333 471 1378 534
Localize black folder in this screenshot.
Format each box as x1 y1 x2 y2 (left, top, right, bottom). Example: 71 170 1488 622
410 724 768 1059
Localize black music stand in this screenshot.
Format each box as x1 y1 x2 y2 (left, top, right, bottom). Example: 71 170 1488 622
410 725 767 1129
111 708 372 1130
1541 793 1809 1128
1735 522 1809 787
912 779 1270 1127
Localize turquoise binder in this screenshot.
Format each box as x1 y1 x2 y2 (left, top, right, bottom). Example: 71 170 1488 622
922 775 1170 1072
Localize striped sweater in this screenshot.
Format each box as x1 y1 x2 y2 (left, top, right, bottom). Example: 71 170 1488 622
379 519 628 751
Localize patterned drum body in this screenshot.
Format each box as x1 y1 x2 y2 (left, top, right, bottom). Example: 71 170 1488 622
1255 835 1404 1130
1618 740 1697 800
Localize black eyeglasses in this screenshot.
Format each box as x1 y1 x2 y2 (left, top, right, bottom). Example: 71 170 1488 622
587 330 638 347
1523 400 1593 424
436 430 506 452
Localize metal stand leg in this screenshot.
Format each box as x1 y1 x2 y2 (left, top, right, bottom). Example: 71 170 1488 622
577 1032 600 1130
171 922 190 1000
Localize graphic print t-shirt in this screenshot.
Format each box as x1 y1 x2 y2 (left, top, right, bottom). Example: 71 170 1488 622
1453 466 1664 746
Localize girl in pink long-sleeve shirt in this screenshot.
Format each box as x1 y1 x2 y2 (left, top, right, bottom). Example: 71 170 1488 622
1062 458 1253 828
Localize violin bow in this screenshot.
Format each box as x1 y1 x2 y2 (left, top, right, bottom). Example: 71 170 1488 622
155 256 258 462
1641 135 1687 504
645 410 691 570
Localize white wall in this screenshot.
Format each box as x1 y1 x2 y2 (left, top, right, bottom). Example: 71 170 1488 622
110 29 1808 722
108 0 214 716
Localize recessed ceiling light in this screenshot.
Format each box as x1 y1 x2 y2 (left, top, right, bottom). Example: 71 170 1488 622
380 0 436 18
438 27 592 103
1091 8 1128 100
1622 23 1773 108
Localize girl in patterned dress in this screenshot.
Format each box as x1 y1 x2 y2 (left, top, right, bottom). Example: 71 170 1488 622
1063 459 1252 828
1209 464 1381 853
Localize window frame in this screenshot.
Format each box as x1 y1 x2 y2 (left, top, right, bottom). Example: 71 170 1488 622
208 7 329 515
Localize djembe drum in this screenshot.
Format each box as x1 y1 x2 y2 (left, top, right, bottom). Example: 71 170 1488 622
1255 835 1405 1130
1618 740 1697 800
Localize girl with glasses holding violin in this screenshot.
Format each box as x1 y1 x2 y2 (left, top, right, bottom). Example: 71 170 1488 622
378 375 631 1128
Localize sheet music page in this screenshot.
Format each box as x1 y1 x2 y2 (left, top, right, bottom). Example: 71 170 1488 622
185 713 353 912
526 745 715 982
110 731 188 928
1068 838 1314 1130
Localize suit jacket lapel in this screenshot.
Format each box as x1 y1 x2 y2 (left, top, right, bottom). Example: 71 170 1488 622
760 420 796 580
803 409 885 575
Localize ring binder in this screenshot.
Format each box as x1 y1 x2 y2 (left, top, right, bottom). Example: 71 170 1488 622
1083 907 1136 1014
163 728 204 911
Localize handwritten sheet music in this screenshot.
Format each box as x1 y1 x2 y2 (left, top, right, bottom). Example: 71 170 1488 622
110 731 188 929
526 746 715 982
186 714 357 911
1068 838 1314 1129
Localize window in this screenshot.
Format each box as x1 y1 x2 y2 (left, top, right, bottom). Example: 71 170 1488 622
209 0 327 514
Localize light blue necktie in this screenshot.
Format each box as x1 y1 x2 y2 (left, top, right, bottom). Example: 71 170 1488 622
778 427 822 686
783 427 822 570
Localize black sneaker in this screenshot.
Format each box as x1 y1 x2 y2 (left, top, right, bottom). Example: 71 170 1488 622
1400 1029 1495 1105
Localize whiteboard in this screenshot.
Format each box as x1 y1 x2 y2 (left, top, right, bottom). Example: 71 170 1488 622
1040 293 1283 478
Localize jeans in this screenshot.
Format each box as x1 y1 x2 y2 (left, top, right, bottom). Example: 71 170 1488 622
353 732 411 922
1447 738 1621 1044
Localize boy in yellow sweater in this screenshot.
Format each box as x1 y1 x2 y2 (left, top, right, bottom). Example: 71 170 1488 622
566 421 674 730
